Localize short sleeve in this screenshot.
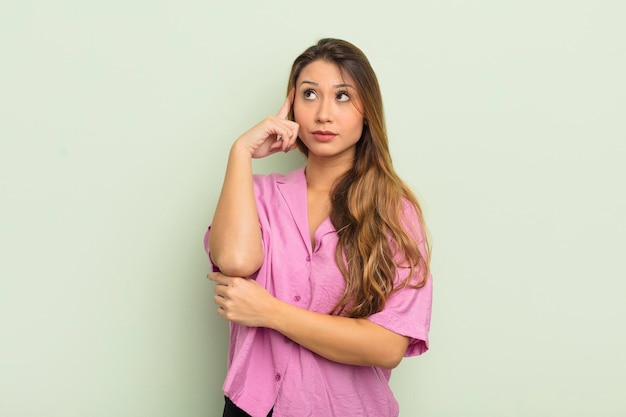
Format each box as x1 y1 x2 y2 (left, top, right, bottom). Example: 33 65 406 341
366 201 433 357
367 276 432 356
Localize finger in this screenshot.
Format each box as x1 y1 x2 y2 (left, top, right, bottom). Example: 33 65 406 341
276 89 294 119
282 136 293 152
216 305 226 318
214 284 230 297
270 134 285 151
208 272 231 286
270 141 283 152
213 284 232 300
214 294 226 306
269 123 296 149
288 123 300 149
280 124 299 152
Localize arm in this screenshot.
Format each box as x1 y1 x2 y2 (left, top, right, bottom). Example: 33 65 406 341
272 298 410 369
209 273 410 369
208 143 264 277
208 94 299 277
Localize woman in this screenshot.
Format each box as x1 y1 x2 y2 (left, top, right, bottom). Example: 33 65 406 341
205 38 432 417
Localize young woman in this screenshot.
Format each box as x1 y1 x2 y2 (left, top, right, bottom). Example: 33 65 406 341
205 38 432 417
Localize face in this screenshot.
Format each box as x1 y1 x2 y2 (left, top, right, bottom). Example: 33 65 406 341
293 60 364 161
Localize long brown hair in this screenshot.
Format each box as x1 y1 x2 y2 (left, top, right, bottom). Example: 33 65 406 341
287 38 430 318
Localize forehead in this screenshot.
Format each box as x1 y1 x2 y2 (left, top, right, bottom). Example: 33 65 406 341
296 60 356 86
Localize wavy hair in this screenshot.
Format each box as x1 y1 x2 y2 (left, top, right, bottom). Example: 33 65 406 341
287 38 430 318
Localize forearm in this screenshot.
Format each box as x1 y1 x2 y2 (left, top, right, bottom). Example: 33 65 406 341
209 143 263 276
268 299 409 369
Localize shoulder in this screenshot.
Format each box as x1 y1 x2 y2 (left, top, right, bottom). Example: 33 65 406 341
252 167 307 230
398 197 429 251
252 167 306 208
399 198 422 227
252 167 306 188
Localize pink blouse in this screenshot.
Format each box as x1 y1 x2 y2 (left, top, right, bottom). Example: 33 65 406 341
204 167 432 417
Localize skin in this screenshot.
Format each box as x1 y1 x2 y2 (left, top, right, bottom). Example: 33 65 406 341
208 60 410 369
294 59 364 164
208 91 299 277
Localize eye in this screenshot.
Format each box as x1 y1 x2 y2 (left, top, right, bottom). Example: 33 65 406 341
303 89 317 100
336 91 350 102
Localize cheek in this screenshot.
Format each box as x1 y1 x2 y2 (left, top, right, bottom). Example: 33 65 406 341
344 111 364 130
349 117 365 140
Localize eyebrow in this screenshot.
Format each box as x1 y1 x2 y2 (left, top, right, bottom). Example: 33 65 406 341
299 80 355 88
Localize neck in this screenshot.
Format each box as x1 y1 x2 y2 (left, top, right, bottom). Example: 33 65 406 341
305 154 353 192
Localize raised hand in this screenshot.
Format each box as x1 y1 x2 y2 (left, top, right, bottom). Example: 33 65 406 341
235 90 300 158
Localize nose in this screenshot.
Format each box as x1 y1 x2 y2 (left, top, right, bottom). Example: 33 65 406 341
315 97 332 123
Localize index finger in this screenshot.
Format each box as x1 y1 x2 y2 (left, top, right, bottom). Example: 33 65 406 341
208 272 231 286
276 89 294 119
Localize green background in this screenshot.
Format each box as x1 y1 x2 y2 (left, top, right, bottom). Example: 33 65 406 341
2 0 624 415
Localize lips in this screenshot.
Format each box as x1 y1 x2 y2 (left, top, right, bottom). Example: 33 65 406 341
311 130 337 142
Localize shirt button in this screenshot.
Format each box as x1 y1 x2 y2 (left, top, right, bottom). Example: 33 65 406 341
275 373 281 382
306 255 311 261
293 295 301 302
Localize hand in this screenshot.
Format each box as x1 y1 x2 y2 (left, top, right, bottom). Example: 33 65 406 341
208 272 278 327
234 90 300 158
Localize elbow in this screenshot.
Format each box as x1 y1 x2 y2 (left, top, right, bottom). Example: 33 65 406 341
376 337 409 369
379 351 404 370
388 355 404 369
217 262 261 278
212 251 264 278
208 233 264 277
357 321 409 369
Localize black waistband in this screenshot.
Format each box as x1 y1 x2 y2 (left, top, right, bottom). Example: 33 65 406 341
223 396 273 417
